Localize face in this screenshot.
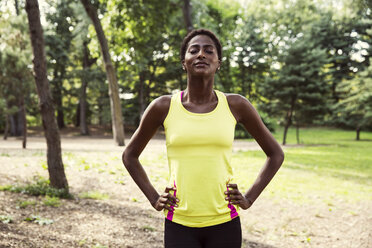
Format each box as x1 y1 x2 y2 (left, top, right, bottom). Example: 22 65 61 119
182 35 220 76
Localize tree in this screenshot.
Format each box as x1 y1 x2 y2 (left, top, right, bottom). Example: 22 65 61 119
261 35 329 145
80 0 125 146
183 0 193 33
0 11 34 147
70 1 98 135
335 58 372 140
104 0 183 123
25 0 69 190
44 0 75 129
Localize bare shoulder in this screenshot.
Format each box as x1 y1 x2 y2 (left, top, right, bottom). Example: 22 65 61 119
225 93 250 107
224 93 257 123
151 95 172 112
142 95 172 126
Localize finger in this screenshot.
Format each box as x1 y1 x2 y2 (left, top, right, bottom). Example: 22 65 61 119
159 196 168 204
163 204 173 211
157 201 174 211
164 186 175 193
233 192 243 199
157 202 165 209
159 195 178 207
161 193 178 203
166 199 179 207
225 195 242 201
227 184 238 190
225 189 240 195
229 194 243 200
167 193 180 203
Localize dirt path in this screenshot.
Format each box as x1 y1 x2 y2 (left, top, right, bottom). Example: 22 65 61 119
0 135 371 248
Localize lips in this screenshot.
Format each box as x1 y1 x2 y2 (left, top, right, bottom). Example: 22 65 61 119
194 61 209 66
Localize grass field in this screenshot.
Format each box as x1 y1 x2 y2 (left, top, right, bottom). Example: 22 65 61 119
232 127 372 203
0 127 371 247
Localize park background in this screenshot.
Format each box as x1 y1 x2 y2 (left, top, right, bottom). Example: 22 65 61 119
0 0 371 247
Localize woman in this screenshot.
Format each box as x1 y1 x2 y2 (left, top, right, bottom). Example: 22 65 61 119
122 29 284 248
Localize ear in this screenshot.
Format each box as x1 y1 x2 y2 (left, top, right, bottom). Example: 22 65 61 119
181 60 186 71
216 60 221 72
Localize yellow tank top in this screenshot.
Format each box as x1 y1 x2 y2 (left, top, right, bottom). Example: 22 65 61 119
163 89 239 227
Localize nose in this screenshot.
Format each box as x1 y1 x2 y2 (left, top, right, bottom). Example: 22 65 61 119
197 50 206 59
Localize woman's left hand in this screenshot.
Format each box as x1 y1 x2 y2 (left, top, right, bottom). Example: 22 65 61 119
225 184 253 210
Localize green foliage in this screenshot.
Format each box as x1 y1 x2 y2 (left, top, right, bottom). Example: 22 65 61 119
0 176 72 199
1 0 371 132
17 200 37 209
43 196 61 207
92 244 108 248
44 0 76 128
0 12 35 132
0 215 13 224
334 58 372 134
103 0 184 124
24 215 54 225
142 225 156 232
234 114 276 139
233 127 372 202
79 191 109 200
261 33 329 144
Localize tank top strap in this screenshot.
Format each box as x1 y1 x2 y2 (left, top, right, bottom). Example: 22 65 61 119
214 90 237 125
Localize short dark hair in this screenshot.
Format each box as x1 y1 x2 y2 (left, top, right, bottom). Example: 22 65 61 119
180 29 222 61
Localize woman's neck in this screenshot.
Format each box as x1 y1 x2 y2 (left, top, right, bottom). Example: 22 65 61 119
184 74 215 104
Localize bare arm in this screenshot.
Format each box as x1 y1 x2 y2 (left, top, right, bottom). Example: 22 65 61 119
225 94 284 209
122 96 178 211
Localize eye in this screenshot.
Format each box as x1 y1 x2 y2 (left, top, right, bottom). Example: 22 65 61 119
189 49 198 54
205 50 213 54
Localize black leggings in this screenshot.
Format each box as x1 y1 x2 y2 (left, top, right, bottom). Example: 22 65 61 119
164 217 242 248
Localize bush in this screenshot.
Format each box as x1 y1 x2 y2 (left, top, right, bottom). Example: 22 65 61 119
0 176 72 199
234 113 276 139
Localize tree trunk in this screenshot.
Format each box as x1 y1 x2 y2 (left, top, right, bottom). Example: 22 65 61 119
56 87 65 129
182 0 193 33
75 102 80 127
80 0 125 146
282 101 295 145
356 126 361 141
52 78 65 129
98 91 104 125
282 122 290 146
20 95 27 148
3 114 9 140
15 0 20 15
17 105 24 136
80 81 89 135
26 0 68 190
80 41 92 135
296 124 300 145
9 114 16 136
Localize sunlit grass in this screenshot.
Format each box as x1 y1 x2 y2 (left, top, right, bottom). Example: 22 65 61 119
12 127 370 205
234 127 372 202
79 191 110 200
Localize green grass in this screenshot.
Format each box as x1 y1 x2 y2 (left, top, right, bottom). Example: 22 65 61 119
43 196 61 207
272 126 372 145
233 127 372 202
79 191 109 200
0 176 72 199
17 200 37 209
0 215 13 224
24 215 54 225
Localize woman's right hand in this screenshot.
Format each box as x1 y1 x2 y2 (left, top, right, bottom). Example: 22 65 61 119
152 186 179 211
